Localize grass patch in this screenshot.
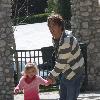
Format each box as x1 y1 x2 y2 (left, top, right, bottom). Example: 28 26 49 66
40 85 59 92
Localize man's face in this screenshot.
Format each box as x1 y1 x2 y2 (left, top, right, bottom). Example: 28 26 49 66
48 21 62 39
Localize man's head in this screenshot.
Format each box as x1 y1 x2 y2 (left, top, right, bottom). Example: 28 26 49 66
47 14 65 40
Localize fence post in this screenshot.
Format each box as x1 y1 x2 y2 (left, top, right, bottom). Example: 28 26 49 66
14 51 20 85
79 43 88 92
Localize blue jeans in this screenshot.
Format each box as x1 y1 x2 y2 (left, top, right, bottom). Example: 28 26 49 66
59 74 83 100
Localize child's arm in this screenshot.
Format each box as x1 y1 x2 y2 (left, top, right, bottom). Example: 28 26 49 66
14 76 24 94
14 86 20 95
38 76 52 86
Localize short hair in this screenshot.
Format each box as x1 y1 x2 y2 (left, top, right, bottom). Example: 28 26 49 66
23 62 38 75
47 14 65 31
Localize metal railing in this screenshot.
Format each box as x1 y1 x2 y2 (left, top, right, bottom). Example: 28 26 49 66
13 49 42 71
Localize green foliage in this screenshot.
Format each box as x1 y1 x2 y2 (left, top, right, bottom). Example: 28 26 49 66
47 0 71 20
47 0 58 13
13 13 50 25
57 0 71 29
40 85 59 92
47 0 71 29
57 0 71 20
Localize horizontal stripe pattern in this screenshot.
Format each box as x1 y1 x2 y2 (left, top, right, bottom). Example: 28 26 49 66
66 71 76 80
55 63 66 69
71 43 79 55
51 69 60 77
59 47 71 54
62 64 70 73
59 42 70 50
58 52 71 59
68 54 83 67
67 48 81 63
71 57 84 70
57 59 69 64
49 31 84 80
63 68 73 77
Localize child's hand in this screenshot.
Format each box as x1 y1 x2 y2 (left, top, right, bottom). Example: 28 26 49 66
14 88 19 95
47 79 53 85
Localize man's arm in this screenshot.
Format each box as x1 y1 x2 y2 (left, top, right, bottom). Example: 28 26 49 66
48 37 72 82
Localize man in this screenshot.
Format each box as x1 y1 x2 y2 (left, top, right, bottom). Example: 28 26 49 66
47 14 84 100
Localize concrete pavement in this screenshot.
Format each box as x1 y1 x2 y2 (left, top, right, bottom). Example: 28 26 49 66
14 91 100 100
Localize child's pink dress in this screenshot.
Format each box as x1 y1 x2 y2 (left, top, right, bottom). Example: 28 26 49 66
15 75 49 100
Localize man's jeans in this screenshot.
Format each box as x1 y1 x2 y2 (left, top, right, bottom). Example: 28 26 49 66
59 74 83 100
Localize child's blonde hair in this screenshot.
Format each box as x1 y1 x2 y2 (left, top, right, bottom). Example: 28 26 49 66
22 62 39 76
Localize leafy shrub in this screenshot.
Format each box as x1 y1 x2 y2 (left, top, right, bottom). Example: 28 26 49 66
13 13 50 25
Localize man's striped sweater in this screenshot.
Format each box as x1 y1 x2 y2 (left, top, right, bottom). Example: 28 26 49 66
48 30 84 82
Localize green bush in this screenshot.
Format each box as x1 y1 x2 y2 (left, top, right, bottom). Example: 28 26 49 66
47 0 71 30
47 0 58 13
13 13 50 25
57 0 71 29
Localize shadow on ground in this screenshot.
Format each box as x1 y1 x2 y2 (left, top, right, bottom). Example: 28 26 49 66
14 91 100 100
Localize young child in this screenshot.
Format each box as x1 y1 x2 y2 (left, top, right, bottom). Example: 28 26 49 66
14 62 51 100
